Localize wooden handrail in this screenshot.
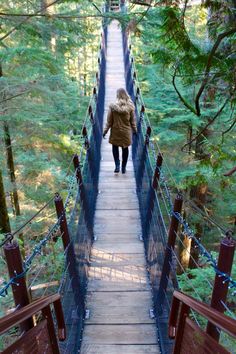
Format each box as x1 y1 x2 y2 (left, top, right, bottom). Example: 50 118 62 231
0 293 66 341
169 290 236 339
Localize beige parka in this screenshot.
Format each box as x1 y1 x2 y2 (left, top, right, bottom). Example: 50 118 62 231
103 100 137 148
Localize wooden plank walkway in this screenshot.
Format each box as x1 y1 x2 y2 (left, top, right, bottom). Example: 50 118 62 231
80 21 160 354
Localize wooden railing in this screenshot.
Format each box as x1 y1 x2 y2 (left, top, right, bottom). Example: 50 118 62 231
0 294 65 354
169 291 236 354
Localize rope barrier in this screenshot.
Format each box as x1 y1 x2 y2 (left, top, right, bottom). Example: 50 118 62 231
185 199 229 236
0 216 62 297
173 211 236 294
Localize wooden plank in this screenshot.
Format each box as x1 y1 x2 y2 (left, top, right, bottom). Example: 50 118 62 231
96 197 138 210
95 209 140 219
88 255 149 291
94 233 142 242
99 171 134 179
90 251 146 266
88 262 148 281
87 260 149 292
86 291 154 324
94 221 141 234
97 189 137 196
80 344 159 354
81 324 158 345
99 180 135 188
87 279 149 292
93 241 144 253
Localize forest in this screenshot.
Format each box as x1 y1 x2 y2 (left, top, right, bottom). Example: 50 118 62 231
0 0 235 351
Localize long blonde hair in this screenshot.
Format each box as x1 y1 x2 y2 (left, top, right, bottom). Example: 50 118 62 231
116 88 134 109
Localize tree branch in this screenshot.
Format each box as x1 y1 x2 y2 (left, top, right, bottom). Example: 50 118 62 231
0 0 62 42
222 117 236 137
0 90 30 105
194 27 236 116
181 0 189 24
135 0 154 25
91 2 102 15
172 65 198 115
224 166 236 177
0 12 104 19
181 97 229 152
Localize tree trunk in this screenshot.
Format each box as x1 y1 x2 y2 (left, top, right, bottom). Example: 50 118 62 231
41 0 56 52
188 183 207 268
3 122 21 216
0 63 20 217
83 46 87 96
189 132 208 268
0 63 25 256
177 211 191 274
0 170 11 234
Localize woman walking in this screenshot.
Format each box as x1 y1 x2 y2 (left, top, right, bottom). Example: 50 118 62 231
103 88 137 174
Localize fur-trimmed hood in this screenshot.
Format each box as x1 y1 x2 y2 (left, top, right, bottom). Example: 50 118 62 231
110 100 134 114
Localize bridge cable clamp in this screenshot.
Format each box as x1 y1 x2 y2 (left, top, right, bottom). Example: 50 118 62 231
149 308 155 319
85 309 90 320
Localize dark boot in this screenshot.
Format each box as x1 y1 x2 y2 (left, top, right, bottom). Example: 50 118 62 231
121 147 128 174
114 160 120 173
121 161 126 174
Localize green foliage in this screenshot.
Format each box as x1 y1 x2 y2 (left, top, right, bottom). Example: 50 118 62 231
0 0 103 327
130 1 236 229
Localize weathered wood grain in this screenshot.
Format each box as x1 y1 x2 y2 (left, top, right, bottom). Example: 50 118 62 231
82 324 158 344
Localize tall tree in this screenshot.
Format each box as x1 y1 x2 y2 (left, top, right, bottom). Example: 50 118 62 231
0 64 21 217
0 170 11 234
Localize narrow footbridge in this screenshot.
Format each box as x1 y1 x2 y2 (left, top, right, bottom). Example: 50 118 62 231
0 3 236 354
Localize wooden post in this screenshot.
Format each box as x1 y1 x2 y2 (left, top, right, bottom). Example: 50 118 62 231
157 193 183 312
82 126 90 150
206 234 235 341
88 105 94 124
54 193 70 250
42 305 60 354
4 240 33 332
73 154 83 185
96 72 99 87
93 87 97 102
145 126 151 145
135 87 140 102
152 153 163 189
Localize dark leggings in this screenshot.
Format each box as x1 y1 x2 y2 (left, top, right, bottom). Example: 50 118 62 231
112 145 129 166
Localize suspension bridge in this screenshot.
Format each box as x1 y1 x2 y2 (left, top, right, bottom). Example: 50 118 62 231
0 2 236 354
